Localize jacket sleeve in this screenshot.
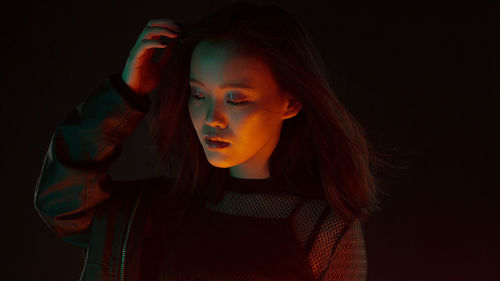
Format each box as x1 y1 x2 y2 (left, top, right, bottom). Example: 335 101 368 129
320 219 367 281
34 73 152 249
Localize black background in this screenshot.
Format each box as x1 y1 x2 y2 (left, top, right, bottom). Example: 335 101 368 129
2 1 498 280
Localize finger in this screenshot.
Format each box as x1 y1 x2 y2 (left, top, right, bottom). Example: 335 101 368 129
140 26 179 41
135 39 168 60
140 38 169 49
147 18 181 31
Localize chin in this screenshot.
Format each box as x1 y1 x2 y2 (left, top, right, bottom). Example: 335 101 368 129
206 159 234 168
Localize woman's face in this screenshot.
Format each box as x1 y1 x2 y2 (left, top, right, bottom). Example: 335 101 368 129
188 40 301 179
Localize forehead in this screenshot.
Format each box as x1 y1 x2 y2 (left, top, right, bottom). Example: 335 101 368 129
189 40 274 88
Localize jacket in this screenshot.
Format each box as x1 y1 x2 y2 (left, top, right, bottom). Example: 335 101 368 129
34 73 367 281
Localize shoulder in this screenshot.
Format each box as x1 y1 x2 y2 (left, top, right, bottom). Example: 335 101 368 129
290 198 349 243
292 198 348 228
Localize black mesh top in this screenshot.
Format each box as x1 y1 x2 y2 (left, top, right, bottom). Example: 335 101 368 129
154 171 367 281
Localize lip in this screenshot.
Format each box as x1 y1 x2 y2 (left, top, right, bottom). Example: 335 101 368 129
204 136 230 143
205 138 231 149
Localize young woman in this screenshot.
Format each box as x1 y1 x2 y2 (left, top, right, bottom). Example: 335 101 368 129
35 2 388 281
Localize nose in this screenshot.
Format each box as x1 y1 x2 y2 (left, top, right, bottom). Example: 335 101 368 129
205 102 227 128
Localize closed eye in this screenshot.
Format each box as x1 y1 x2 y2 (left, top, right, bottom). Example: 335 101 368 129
190 95 249 106
189 88 250 106
227 100 250 105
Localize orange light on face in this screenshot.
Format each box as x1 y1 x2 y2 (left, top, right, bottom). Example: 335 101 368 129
188 40 301 178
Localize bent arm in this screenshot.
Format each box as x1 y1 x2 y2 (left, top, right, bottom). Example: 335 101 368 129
34 73 151 248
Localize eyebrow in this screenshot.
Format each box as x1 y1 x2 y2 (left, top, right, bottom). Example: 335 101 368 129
189 78 254 90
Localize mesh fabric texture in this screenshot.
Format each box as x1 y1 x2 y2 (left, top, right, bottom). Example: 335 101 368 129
200 174 366 281
158 173 367 281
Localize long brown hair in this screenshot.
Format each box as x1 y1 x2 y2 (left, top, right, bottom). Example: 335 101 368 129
150 1 393 223
137 2 409 280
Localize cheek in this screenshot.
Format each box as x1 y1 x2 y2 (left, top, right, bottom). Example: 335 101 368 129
188 106 204 140
234 111 277 142
188 103 202 124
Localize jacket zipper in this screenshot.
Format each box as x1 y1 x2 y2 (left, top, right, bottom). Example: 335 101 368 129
120 187 144 281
